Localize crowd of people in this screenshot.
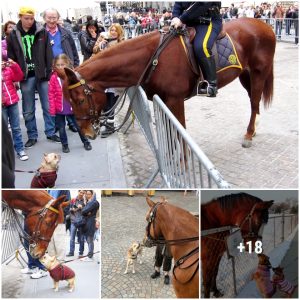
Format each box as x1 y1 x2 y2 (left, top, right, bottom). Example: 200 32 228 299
2 2 299 170
21 190 100 279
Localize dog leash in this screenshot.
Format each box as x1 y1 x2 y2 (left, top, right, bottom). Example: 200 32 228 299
15 169 36 174
62 250 100 264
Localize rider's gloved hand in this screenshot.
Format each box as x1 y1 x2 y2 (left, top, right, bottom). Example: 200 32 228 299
171 17 183 29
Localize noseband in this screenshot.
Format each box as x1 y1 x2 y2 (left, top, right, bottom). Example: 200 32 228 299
68 72 100 124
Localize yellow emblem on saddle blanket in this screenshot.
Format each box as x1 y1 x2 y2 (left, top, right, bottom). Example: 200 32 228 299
228 54 237 65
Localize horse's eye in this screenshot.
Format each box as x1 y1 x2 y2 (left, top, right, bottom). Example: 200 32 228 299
79 99 85 105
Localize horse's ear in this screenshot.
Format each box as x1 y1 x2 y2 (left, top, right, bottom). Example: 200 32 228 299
160 196 167 203
61 200 70 208
256 200 274 210
64 67 79 85
56 68 67 80
52 195 66 224
52 195 66 208
146 197 155 207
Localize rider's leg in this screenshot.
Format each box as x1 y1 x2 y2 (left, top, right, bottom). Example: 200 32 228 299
194 19 222 97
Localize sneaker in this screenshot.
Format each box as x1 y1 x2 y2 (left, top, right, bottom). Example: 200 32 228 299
17 150 29 161
66 253 74 257
25 139 37 148
78 254 85 258
62 144 70 153
80 257 93 262
84 142 92 151
47 134 61 143
21 267 36 274
30 269 48 279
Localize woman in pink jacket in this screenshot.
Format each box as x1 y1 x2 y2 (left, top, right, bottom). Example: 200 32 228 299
2 58 28 160
48 54 92 153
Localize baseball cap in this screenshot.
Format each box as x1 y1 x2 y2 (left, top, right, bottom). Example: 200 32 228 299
19 7 35 16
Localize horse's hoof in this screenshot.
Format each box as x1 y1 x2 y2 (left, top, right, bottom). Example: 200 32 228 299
242 138 252 148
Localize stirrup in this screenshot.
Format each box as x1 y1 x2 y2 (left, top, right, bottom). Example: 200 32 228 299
196 80 209 96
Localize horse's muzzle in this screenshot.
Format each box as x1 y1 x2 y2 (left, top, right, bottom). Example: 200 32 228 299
142 237 154 248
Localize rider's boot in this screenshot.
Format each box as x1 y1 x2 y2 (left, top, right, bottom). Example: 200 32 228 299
197 56 218 97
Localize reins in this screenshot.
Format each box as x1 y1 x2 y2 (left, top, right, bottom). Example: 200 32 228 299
67 28 184 135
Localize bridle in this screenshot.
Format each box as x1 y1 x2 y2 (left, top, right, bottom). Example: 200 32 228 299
145 202 199 284
238 202 268 240
4 199 60 253
145 202 199 247
68 72 100 124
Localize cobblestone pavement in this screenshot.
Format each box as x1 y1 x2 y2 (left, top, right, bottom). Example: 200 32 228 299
117 42 298 188
101 191 199 298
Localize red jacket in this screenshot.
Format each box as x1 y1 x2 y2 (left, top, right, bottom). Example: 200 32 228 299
2 63 24 107
48 72 74 116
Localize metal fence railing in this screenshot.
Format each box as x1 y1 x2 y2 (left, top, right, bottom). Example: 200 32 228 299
1 202 25 265
126 86 230 188
201 213 298 298
223 17 299 43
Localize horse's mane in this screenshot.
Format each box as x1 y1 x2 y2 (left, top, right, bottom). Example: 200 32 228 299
209 192 262 212
79 31 159 69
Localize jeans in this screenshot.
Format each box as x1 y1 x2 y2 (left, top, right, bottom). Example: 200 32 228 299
2 103 24 153
69 223 84 254
55 114 88 145
24 223 46 270
20 77 55 139
275 20 283 38
86 235 94 258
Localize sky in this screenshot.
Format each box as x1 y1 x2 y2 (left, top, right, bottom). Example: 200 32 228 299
201 190 298 203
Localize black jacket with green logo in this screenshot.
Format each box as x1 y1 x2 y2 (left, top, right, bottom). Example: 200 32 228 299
7 20 53 81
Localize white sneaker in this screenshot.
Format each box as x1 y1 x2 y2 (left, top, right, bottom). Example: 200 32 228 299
80 257 93 262
17 150 29 161
21 267 36 274
30 269 48 279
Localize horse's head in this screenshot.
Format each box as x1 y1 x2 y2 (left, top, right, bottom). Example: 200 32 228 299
237 200 274 247
25 196 66 258
58 67 107 140
142 197 166 248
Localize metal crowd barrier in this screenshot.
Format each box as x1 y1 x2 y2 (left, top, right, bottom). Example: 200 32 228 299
126 86 230 188
1 202 25 265
201 213 298 297
224 17 299 43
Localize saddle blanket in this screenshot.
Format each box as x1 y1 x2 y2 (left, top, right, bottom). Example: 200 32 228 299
213 33 242 72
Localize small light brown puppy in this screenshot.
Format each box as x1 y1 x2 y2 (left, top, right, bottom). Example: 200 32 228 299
40 254 75 292
30 153 61 188
272 266 297 298
124 241 143 274
252 254 276 298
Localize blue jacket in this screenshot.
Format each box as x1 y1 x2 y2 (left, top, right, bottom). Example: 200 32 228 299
81 197 99 236
172 2 221 24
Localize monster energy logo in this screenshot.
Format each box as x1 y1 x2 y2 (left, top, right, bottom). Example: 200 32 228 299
22 34 35 60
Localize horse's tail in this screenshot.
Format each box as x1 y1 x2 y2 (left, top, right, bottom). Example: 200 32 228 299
262 62 274 109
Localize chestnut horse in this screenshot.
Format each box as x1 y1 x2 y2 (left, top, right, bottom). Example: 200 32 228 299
201 193 274 298
143 198 199 298
2 190 66 259
61 18 275 148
